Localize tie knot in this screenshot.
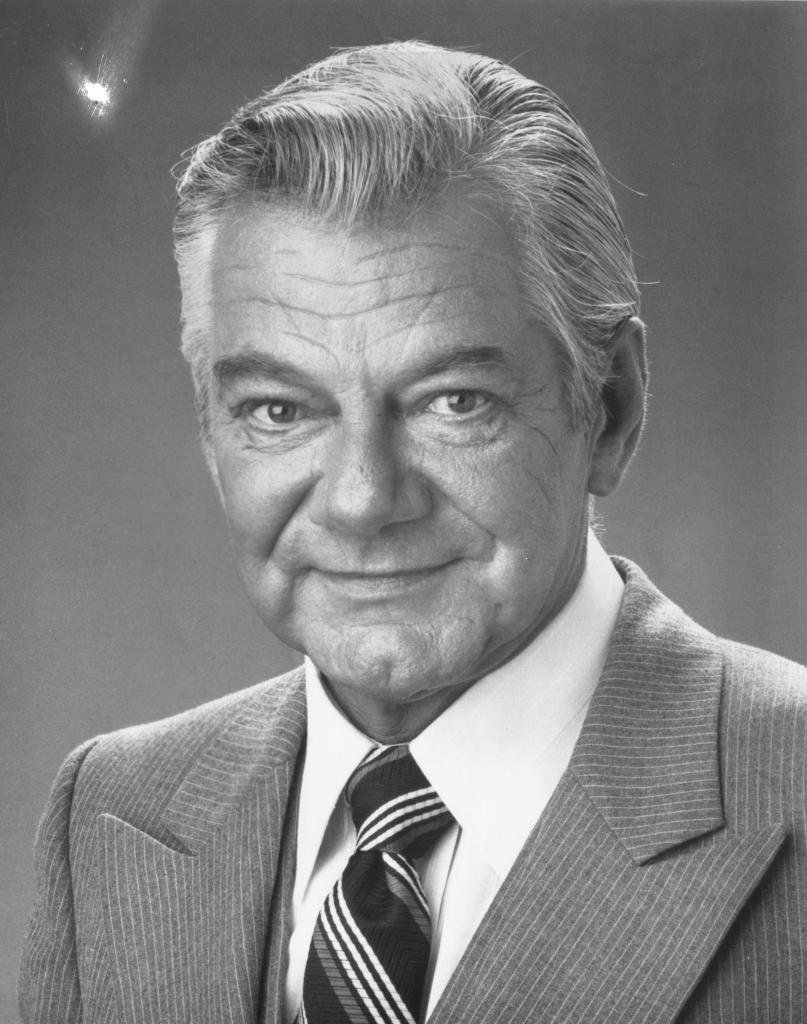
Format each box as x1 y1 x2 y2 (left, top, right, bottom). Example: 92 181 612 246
346 745 453 857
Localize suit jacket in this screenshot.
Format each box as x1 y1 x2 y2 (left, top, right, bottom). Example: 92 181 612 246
19 560 807 1023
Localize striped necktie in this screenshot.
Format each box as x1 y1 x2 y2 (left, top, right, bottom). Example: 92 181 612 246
297 744 454 1024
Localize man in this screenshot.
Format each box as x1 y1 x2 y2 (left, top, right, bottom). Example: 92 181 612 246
20 41 807 1024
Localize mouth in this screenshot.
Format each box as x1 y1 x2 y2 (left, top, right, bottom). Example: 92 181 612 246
321 566 445 579
312 562 457 598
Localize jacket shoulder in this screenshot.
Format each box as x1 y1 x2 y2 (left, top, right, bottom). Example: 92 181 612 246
613 555 806 701
67 666 306 831
614 557 802 827
87 665 304 757
717 638 807 804
719 635 807 702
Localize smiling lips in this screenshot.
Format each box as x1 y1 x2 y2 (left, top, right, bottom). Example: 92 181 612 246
313 562 456 596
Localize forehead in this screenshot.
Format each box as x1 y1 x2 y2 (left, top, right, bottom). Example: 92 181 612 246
207 199 528 363
212 196 520 282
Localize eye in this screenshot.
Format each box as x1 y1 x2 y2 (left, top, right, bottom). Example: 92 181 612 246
248 399 301 426
427 390 488 416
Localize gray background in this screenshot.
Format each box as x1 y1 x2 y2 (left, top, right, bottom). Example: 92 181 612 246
2 1 805 1017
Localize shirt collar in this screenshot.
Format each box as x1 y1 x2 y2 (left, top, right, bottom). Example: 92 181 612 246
298 531 623 882
296 663 375 892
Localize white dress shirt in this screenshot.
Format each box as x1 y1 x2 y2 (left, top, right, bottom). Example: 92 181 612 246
284 533 624 1021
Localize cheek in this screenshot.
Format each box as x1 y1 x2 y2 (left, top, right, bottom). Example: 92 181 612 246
431 434 579 541
214 449 310 564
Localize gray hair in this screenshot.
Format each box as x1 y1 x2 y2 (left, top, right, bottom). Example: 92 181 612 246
174 41 640 428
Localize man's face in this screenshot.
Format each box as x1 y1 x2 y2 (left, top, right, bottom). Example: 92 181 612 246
205 198 597 739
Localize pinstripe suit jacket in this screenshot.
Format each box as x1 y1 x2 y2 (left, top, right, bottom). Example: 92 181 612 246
20 559 807 1023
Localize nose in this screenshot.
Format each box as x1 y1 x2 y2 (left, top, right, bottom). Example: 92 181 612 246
309 408 431 536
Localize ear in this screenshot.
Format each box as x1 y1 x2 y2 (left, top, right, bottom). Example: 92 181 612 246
587 317 647 497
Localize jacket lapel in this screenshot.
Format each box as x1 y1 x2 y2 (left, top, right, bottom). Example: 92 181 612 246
98 669 306 1024
430 561 786 1024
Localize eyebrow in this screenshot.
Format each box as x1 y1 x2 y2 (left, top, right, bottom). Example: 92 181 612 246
396 346 513 386
213 345 513 392
214 352 311 389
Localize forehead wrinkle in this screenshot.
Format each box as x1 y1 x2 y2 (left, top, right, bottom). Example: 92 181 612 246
240 282 475 321
366 304 512 349
214 283 331 363
353 237 515 265
274 266 463 294
267 328 342 353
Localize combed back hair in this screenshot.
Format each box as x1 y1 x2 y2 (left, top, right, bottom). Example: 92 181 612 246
174 40 640 429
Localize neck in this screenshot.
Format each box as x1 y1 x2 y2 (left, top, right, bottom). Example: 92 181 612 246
321 676 477 743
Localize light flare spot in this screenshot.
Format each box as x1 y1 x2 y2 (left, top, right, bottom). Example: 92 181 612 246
81 79 111 107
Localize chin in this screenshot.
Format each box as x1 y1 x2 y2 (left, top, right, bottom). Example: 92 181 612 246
302 618 478 701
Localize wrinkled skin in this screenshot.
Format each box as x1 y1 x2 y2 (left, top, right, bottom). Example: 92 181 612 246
203 197 644 741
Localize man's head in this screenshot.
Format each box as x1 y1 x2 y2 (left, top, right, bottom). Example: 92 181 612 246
174 42 647 740
176 41 642 429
